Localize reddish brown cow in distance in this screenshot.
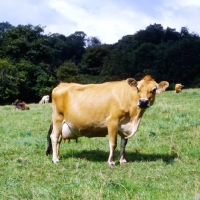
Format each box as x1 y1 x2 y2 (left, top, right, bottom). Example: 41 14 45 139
12 99 30 110
175 83 184 93
46 75 169 166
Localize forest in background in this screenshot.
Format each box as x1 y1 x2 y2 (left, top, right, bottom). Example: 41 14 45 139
0 22 200 104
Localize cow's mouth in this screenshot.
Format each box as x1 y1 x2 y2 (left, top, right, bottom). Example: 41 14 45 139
138 98 150 109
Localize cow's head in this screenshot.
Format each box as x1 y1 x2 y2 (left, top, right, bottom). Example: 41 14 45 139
127 75 169 109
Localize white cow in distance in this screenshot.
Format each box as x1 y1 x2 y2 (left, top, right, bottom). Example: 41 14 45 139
39 95 50 104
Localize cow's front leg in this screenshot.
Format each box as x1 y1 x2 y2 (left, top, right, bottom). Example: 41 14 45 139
108 139 117 166
51 122 62 163
107 120 118 166
119 137 128 164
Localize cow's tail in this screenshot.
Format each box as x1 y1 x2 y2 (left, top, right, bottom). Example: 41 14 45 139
46 122 53 156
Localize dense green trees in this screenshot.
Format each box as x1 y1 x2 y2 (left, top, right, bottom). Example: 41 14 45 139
0 22 200 104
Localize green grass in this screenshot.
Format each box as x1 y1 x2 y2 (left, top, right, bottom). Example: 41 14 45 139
0 89 200 200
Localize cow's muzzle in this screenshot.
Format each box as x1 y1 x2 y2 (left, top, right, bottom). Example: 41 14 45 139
138 98 150 109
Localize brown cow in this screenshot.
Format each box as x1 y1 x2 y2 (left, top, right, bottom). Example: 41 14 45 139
12 99 30 110
175 83 184 93
46 75 169 166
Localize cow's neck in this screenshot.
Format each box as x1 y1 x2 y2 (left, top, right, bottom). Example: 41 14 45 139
121 108 146 139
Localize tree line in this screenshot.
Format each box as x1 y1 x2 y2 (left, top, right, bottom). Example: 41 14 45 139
0 22 200 104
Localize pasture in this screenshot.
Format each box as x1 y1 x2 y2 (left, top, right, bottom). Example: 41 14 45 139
0 89 199 200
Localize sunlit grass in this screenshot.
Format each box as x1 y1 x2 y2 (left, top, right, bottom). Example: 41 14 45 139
0 89 200 199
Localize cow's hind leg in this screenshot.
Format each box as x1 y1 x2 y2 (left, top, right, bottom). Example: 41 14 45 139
51 117 63 163
57 135 62 159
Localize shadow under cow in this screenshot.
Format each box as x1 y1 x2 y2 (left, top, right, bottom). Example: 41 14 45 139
61 150 178 165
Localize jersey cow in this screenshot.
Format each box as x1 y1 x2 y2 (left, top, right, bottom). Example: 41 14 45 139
46 75 169 166
12 99 30 110
175 83 184 93
39 95 50 104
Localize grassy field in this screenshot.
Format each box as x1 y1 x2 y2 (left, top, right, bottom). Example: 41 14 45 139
0 89 200 200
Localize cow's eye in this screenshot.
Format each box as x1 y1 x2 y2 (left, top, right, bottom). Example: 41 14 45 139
137 86 140 92
152 87 157 93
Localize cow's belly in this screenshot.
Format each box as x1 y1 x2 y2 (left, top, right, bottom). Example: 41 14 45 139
62 121 108 139
80 127 108 137
61 120 134 139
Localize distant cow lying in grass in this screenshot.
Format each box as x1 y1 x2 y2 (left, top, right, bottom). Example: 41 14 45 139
12 99 30 110
39 95 50 104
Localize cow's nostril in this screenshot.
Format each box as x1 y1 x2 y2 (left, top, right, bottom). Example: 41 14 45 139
138 98 150 108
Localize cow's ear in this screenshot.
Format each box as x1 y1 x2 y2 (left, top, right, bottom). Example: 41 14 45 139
127 78 137 87
156 81 169 94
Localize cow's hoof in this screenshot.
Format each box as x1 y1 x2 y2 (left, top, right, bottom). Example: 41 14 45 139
108 162 115 167
120 161 127 165
120 159 127 165
52 159 59 163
